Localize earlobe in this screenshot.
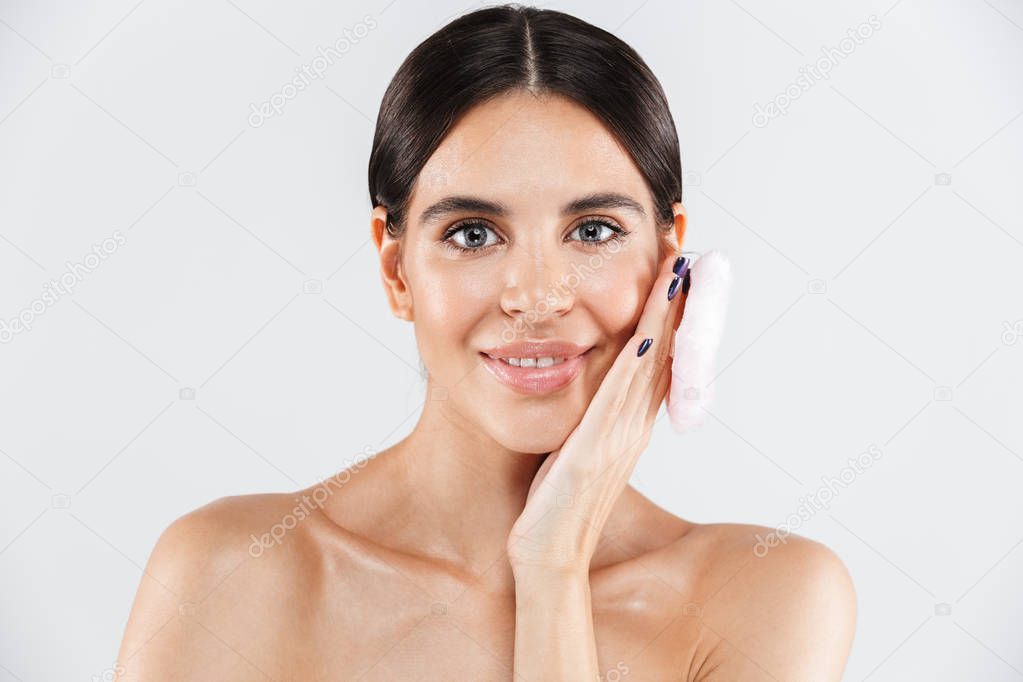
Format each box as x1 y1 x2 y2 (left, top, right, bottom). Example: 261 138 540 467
370 206 414 321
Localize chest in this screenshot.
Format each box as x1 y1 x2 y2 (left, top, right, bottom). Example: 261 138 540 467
273 583 701 681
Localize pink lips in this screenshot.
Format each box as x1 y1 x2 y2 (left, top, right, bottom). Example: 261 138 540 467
478 342 592 395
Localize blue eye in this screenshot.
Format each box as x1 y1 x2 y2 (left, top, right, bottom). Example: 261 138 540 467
441 221 502 253
568 219 628 245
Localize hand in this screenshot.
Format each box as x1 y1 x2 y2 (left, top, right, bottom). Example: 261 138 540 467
506 252 689 577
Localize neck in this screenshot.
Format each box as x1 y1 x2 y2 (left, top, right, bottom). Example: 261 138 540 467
382 389 547 576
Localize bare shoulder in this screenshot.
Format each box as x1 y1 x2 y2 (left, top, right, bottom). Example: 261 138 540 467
665 522 857 682
141 493 303 591
115 492 319 681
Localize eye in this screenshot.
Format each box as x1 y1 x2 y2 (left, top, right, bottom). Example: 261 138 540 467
567 219 629 246
440 220 503 254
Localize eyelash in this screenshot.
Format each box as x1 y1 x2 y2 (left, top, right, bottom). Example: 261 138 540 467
439 218 631 255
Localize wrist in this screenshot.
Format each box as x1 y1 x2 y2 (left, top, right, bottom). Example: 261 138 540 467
513 568 592 619
511 562 590 589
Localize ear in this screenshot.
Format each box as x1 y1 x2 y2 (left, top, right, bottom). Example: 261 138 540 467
670 201 687 250
659 201 688 265
370 205 413 321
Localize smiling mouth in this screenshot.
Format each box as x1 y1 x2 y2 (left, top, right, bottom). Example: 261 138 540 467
478 348 593 395
481 353 575 367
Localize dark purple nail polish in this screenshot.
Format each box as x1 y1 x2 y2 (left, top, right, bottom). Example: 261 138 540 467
667 275 681 301
637 337 653 357
681 269 691 295
672 256 689 277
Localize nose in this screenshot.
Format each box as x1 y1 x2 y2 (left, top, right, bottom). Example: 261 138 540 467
499 241 575 321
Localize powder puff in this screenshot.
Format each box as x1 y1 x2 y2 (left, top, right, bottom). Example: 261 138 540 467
667 250 732 432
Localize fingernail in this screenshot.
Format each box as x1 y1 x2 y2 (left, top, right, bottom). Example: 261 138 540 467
637 337 653 357
672 256 689 277
667 276 681 301
681 269 692 295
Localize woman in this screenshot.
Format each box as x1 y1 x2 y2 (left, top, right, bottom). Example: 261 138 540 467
115 5 856 680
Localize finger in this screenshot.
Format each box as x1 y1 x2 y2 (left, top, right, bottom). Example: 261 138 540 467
648 256 692 417
647 344 672 424
643 264 686 394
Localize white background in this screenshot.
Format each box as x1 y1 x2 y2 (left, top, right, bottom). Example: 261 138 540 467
1 0 1022 680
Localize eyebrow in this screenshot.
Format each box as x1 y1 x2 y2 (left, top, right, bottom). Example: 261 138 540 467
417 191 647 224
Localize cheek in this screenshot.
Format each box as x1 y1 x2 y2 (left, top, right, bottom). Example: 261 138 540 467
422 264 497 320
578 257 646 340
410 264 494 365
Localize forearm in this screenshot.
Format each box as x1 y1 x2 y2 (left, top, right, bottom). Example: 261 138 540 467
512 570 600 681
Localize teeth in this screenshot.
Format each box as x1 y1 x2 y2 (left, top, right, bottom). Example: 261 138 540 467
495 356 566 367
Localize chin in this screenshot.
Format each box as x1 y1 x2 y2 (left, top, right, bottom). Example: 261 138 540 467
489 419 578 455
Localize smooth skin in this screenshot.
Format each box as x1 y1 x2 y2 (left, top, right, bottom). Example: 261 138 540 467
114 89 856 681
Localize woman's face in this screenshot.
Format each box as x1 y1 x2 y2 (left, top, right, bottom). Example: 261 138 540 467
376 89 683 454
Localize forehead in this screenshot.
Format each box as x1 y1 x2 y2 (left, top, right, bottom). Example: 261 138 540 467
410 90 651 220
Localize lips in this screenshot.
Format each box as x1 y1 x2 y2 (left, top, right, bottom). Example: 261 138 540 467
478 340 593 395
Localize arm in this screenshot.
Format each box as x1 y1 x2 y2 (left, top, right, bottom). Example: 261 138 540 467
513 569 600 680
113 498 264 681
114 511 219 681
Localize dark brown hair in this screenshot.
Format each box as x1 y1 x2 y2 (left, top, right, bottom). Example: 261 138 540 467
368 3 682 238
